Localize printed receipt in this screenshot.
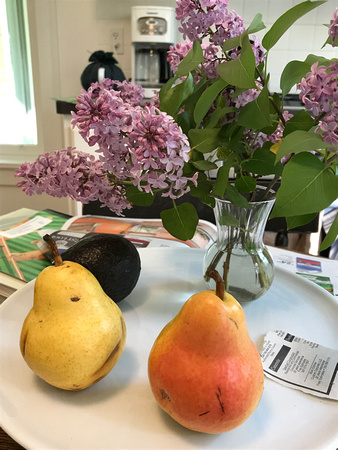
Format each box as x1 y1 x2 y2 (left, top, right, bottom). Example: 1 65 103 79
261 330 338 400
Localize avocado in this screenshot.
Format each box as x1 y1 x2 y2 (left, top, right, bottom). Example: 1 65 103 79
61 234 141 302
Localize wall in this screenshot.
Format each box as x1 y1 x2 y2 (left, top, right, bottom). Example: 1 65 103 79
0 0 337 217
236 0 337 93
54 0 178 97
55 0 337 96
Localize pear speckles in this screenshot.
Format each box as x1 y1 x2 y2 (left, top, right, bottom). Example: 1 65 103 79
160 389 171 401
215 387 225 414
229 317 239 329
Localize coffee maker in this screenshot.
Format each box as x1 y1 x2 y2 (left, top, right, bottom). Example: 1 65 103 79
131 6 177 99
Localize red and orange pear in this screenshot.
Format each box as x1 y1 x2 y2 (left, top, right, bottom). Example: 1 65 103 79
148 270 264 434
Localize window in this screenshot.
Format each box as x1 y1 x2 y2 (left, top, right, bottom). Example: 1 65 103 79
0 0 37 147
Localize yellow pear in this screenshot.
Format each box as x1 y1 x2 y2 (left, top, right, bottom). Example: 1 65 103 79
148 269 264 434
20 235 126 390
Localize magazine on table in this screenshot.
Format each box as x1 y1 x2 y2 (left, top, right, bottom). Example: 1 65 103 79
60 214 217 249
0 210 217 286
1 209 338 298
0 209 71 284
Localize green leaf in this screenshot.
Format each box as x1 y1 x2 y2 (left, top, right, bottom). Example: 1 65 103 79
286 213 317 230
217 146 231 161
177 77 209 129
234 176 257 193
175 40 204 77
189 174 214 206
126 185 155 206
262 1 326 51
191 76 209 96
205 106 237 129
275 130 332 162
237 84 272 129
304 53 335 66
247 13 266 34
189 148 205 162
160 203 199 241
218 210 240 227
271 152 338 218
211 154 237 198
194 78 228 127
188 128 220 154
159 76 178 103
322 36 338 48
319 213 338 251
259 118 279 137
280 60 311 96
219 124 245 150
283 109 315 136
191 160 218 171
175 111 191 135
218 33 256 89
271 91 282 111
225 184 251 208
243 144 284 176
159 73 194 117
222 35 241 52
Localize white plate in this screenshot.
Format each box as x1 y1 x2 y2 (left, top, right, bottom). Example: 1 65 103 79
0 248 337 450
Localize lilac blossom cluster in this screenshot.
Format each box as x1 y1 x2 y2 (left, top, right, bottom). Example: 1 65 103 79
168 0 288 151
175 0 244 46
15 79 198 215
169 0 264 81
14 2 338 228
298 61 338 151
329 8 338 46
15 148 132 214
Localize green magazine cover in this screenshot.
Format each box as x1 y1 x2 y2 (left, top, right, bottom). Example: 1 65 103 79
0 209 70 282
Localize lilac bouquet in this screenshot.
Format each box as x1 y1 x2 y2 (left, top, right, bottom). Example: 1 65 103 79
16 0 338 250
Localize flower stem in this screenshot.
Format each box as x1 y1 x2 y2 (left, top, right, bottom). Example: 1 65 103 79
257 175 279 201
222 243 233 291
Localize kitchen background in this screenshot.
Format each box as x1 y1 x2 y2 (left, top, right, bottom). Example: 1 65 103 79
0 0 337 217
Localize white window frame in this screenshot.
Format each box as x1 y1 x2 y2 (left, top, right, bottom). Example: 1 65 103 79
0 0 44 168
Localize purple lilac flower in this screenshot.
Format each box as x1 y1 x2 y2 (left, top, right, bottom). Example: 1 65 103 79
318 114 338 153
167 42 193 74
168 0 265 91
329 8 338 47
127 105 197 198
14 148 132 215
234 84 261 108
16 80 198 214
298 61 338 152
174 0 264 62
176 0 243 44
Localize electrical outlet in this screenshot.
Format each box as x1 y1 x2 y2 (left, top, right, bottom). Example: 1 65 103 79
111 28 124 55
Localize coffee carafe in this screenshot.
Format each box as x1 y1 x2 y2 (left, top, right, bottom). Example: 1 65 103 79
131 6 177 99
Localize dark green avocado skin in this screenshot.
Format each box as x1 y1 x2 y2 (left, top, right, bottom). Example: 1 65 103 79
61 234 141 302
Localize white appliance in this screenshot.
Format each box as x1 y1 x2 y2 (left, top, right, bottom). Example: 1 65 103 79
131 6 177 99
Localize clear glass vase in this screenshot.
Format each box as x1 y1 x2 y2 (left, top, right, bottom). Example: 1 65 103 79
203 193 275 302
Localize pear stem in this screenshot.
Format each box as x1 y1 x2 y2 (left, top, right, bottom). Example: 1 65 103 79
43 234 63 267
205 268 225 300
